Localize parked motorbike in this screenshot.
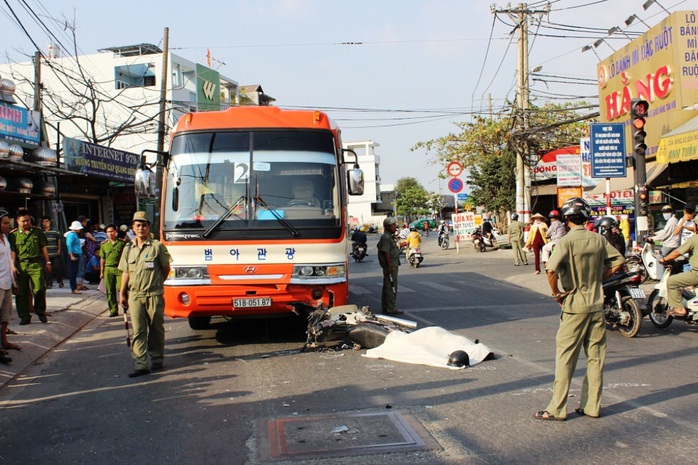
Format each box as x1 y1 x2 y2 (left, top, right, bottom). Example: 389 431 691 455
407 247 424 267
626 239 687 284
303 304 417 351
602 269 645 337
438 231 449 250
471 227 496 252
351 242 367 262
647 265 698 329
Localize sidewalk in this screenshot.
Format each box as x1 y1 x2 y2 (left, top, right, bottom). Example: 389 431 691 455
0 285 108 388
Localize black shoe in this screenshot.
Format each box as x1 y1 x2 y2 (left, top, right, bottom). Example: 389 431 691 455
38 315 48 323
109 313 119 318
151 363 163 371
128 369 150 378
19 318 31 325
0 355 11 364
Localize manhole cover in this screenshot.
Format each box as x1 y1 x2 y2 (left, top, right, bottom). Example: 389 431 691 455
258 410 440 461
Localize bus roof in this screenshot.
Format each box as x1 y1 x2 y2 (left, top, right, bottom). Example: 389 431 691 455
172 106 339 134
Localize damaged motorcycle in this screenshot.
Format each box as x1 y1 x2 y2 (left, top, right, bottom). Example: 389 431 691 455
303 304 417 351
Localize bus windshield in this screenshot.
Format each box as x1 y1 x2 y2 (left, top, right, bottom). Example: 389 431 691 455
163 131 341 234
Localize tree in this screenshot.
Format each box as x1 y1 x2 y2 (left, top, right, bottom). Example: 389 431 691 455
395 177 429 221
467 150 516 213
412 102 596 214
3 23 163 150
427 193 446 219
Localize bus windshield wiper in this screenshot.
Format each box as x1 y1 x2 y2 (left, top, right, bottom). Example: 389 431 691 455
255 195 300 237
203 195 247 238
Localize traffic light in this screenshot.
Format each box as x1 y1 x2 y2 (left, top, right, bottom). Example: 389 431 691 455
637 184 649 217
630 98 649 157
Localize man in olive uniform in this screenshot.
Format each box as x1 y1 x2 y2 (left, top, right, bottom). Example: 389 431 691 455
534 198 624 421
119 212 171 378
507 213 527 266
10 209 51 325
41 216 64 288
377 216 402 315
100 224 125 317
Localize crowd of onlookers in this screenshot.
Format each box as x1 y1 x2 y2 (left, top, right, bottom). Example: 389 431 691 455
0 208 134 365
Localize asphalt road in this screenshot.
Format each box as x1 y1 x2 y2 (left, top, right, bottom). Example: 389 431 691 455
1 233 698 465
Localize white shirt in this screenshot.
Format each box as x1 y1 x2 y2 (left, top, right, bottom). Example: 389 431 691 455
651 215 679 249
0 234 13 290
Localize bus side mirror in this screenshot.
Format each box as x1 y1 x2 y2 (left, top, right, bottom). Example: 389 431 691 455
347 167 364 196
342 148 364 196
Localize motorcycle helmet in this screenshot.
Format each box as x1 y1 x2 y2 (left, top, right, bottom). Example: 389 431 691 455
661 205 673 213
511 213 519 220
410 226 417 232
447 350 470 368
561 197 591 224
549 210 560 219
596 216 618 236
360 226 366 232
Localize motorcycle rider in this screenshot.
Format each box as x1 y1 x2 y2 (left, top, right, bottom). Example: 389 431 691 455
399 224 410 240
597 216 626 256
437 220 447 246
648 205 679 257
541 210 566 265
481 218 498 249
406 226 422 256
658 230 698 317
350 226 368 257
673 202 696 247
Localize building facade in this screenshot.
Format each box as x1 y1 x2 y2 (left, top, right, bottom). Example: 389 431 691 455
0 43 244 229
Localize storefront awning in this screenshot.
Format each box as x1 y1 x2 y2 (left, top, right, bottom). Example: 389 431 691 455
656 116 698 164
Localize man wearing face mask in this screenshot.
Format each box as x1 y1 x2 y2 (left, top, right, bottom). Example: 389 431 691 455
648 205 679 257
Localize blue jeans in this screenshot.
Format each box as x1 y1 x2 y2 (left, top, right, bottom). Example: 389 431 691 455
68 257 80 291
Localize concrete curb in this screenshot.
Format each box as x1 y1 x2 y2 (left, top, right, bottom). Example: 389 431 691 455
0 286 107 388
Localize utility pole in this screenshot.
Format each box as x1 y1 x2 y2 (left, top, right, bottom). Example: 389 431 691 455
154 27 169 239
491 3 549 223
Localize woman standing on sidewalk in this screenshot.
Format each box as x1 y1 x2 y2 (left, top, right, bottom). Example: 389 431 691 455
524 213 549 275
65 221 84 295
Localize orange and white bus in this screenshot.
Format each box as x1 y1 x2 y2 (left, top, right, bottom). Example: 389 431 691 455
143 106 363 329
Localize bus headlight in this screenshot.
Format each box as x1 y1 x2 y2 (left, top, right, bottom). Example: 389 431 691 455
166 266 211 286
290 263 346 284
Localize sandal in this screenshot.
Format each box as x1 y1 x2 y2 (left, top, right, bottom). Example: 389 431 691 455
574 408 599 418
2 343 21 351
72 290 82 295
533 410 566 421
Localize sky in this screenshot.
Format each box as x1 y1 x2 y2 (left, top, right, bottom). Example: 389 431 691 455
0 0 692 194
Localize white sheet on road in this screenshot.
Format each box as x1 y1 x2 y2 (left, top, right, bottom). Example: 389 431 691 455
363 326 493 370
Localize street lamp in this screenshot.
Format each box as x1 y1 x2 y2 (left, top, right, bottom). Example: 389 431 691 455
643 0 671 15
625 14 650 28
594 38 615 51
582 44 602 60
608 26 632 40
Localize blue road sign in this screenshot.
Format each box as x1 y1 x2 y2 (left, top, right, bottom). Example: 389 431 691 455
457 193 468 202
448 177 463 193
590 123 626 178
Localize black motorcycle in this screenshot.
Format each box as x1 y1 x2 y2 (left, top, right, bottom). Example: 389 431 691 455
603 269 645 338
351 242 367 262
438 230 449 250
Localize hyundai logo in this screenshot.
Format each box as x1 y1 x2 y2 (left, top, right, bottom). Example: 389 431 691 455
244 266 257 274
